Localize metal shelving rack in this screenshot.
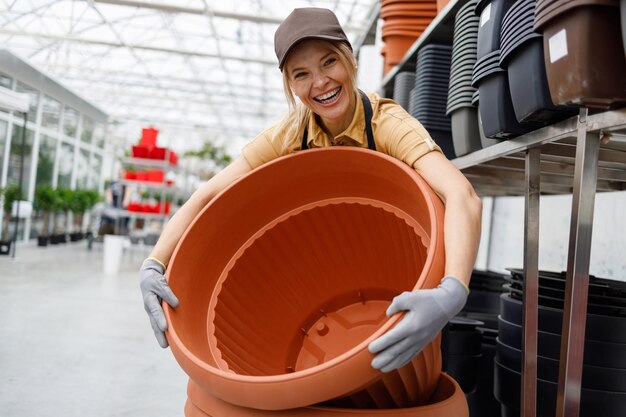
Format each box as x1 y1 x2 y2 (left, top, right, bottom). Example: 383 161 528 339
116 156 180 231
455 108 626 417
367 0 626 414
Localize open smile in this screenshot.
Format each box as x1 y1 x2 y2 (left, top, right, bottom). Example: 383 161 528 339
313 87 342 104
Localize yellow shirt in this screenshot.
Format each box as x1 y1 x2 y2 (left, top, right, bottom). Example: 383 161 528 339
242 92 442 170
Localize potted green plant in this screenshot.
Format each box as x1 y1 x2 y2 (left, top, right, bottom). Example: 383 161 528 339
34 185 57 247
0 183 23 255
50 187 71 244
69 189 91 241
83 190 102 240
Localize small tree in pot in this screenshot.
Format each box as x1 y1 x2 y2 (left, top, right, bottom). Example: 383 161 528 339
69 189 91 241
0 184 23 255
83 190 102 239
50 187 71 244
34 185 57 247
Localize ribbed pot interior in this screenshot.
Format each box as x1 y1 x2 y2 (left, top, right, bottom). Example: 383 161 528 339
210 200 428 376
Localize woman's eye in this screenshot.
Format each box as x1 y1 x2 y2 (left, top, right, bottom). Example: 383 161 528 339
324 58 337 66
294 72 307 79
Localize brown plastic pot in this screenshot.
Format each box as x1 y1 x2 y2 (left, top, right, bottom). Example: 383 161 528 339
185 373 468 417
534 0 616 28
538 4 626 108
165 148 446 410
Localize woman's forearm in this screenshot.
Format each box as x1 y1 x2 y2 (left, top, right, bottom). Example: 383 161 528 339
441 192 482 286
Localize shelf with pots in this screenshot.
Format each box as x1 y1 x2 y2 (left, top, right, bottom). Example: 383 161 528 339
373 0 626 415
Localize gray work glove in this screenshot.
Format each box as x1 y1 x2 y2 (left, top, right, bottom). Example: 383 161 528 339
368 276 469 373
139 259 179 348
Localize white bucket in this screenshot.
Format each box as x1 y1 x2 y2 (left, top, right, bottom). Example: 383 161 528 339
103 235 126 274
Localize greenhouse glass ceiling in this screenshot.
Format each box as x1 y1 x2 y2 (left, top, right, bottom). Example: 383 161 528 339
0 0 378 155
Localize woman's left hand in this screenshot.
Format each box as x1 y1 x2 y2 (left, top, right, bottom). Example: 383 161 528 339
368 276 469 373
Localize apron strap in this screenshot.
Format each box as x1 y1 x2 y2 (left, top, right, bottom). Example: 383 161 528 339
301 90 376 151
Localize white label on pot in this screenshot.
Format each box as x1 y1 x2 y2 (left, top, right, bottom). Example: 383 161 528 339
480 3 491 27
548 29 568 63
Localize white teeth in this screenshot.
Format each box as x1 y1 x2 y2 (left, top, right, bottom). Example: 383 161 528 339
315 87 341 102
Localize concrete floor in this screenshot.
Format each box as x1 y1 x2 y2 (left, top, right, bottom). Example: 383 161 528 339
0 241 188 416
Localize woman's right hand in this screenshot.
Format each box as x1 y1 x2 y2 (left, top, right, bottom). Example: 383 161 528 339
139 258 179 348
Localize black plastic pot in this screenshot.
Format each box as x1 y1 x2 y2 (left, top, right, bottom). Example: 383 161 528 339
37 236 49 247
393 71 415 111
505 282 626 317
447 353 481 393
507 268 626 296
474 0 518 59
448 330 483 356
465 341 500 417
494 359 626 417
0 240 10 255
70 232 84 242
505 275 626 308
500 293 626 344
428 129 455 159
497 337 626 391
498 314 626 368
464 288 503 314
477 70 542 138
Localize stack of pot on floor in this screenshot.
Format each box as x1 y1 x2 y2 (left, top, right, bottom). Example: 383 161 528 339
496 269 626 416
162 148 469 416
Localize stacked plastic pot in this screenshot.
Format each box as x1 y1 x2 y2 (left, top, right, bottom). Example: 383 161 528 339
446 0 481 157
380 0 438 74
409 44 455 159
499 0 575 125
496 269 626 416
392 71 415 110
443 317 483 394
454 269 507 417
534 0 626 108
164 148 469 416
472 0 543 139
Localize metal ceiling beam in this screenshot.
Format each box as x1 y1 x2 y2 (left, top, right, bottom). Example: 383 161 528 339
39 64 284 92
0 28 277 65
61 74 285 100
91 0 284 24
90 0 364 31
112 114 263 137
90 93 285 118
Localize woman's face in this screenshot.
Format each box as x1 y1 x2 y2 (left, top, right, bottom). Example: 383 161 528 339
285 40 355 130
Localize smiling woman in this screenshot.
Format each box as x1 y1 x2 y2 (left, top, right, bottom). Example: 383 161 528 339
139 5 482 414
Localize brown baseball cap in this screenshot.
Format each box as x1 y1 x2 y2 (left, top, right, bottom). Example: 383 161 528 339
274 8 352 71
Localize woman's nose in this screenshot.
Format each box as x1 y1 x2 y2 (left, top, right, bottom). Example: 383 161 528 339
312 72 328 89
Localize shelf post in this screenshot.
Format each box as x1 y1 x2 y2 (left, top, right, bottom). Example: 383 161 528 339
556 108 599 417
522 147 540 417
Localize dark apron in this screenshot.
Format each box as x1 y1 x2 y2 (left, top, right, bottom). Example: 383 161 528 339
301 90 376 151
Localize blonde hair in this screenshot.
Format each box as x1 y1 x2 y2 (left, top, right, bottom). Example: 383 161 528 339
279 40 358 154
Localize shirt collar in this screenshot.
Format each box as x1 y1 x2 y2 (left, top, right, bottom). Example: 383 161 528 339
306 91 367 147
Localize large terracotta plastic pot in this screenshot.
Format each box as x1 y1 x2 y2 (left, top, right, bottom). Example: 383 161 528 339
185 373 468 417
165 148 446 410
